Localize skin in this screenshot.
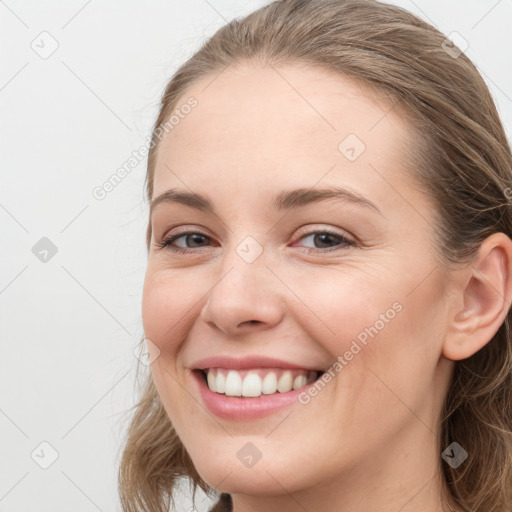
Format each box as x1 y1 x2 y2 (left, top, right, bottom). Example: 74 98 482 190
142 61 512 512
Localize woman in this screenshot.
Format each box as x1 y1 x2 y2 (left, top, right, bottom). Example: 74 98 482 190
118 1 512 511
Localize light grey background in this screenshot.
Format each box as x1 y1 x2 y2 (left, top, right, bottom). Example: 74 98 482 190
1 1 511 511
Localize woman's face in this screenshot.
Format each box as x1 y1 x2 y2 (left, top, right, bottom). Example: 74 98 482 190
142 63 455 500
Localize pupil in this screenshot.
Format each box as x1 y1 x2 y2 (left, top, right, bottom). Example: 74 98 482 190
189 234 206 247
315 233 337 248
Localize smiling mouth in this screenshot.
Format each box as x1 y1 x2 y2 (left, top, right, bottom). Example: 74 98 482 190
196 368 326 398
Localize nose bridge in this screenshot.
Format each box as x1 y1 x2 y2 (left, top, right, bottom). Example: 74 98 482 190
233 234 266 267
200 232 284 333
215 233 272 299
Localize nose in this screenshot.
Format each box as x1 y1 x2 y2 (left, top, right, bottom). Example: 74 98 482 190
199 250 285 336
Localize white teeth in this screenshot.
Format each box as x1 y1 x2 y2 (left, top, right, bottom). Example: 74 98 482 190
242 373 261 397
293 374 307 389
224 370 242 397
216 372 226 394
204 368 320 397
277 370 293 393
262 373 277 394
207 371 217 392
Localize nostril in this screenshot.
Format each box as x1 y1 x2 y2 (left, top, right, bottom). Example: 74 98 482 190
240 320 261 327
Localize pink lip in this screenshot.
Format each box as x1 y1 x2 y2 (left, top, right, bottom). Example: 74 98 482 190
191 369 318 420
191 355 323 371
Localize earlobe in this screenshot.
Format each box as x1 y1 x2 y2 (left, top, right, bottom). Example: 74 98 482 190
443 232 512 361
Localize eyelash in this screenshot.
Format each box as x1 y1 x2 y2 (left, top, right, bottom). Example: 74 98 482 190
155 228 356 254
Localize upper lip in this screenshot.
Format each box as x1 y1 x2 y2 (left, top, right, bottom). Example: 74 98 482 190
191 355 325 372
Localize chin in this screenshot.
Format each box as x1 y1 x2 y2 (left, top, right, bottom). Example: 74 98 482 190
191 452 315 497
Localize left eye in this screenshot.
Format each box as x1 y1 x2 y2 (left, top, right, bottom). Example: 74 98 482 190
294 231 355 252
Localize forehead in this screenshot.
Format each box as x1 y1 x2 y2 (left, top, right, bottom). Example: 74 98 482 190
153 62 417 203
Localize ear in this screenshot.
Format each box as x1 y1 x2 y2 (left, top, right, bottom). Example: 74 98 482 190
443 232 512 361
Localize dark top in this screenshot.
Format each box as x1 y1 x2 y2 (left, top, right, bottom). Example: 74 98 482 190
209 493 233 512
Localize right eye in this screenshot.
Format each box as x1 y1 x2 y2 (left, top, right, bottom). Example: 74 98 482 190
156 231 213 253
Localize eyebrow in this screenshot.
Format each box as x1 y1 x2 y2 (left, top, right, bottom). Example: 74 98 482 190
150 186 383 216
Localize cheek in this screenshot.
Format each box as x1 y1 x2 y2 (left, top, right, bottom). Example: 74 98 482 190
141 270 196 359
141 272 201 427
337 280 446 430
304 266 443 399
142 274 190 382
292 268 404 352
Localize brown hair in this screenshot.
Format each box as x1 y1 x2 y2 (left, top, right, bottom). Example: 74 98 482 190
117 1 512 510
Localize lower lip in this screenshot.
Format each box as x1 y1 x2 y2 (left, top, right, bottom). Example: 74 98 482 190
192 370 318 421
